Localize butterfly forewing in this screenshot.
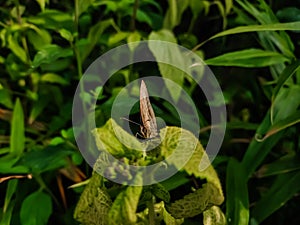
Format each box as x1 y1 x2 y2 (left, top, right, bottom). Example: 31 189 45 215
140 80 158 139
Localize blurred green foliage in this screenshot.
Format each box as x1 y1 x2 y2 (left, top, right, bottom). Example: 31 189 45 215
0 0 300 224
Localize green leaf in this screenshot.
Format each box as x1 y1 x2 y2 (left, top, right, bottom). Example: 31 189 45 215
74 173 112 225
162 203 184 224
277 7 300 24
108 32 129 46
32 44 73 68
136 9 153 26
166 183 223 218
10 98 25 156
78 0 95 16
0 154 29 173
271 60 300 103
227 121 259 130
251 170 300 223
20 191 52 225
27 9 73 30
3 179 18 213
81 19 117 62
21 145 74 173
195 22 300 49
203 206 226 225
58 28 73 42
10 5 26 18
8 34 27 64
241 110 284 177
151 183 170 203
127 31 141 52
272 85 300 123
205 49 290 67
35 0 47 11
226 158 249 225
0 200 15 225
108 183 143 225
148 30 186 101
92 119 143 158
28 94 50 124
256 154 300 178
0 88 14 109
163 0 189 30
160 172 190 191
259 110 300 141
27 29 52 50
40 73 69 85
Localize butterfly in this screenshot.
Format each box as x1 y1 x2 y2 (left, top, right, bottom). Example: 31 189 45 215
139 80 158 139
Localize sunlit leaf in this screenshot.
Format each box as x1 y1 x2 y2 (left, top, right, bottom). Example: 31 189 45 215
8 34 27 64
74 173 112 225
166 183 223 218
203 205 226 225
40 73 69 85
108 181 143 225
149 30 186 101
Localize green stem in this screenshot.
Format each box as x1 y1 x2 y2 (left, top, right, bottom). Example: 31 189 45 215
130 0 139 31
73 0 92 160
147 196 156 225
34 174 61 207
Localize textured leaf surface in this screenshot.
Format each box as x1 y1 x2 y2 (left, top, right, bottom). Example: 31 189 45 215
108 184 143 225
166 183 223 218
74 173 112 225
203 206 227 225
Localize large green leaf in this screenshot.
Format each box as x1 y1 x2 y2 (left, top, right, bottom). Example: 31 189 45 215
148 30 187 101
194 22 300 49
20 191 52 225
205 49 289 67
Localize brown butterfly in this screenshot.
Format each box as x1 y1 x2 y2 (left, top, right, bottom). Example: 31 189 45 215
139 80 158 139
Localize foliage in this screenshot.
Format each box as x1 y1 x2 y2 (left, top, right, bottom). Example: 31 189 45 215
74 119 224 224
0 0 300 224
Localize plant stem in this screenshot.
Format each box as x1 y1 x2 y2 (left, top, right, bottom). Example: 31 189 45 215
147 196 156 225
130 0 139 31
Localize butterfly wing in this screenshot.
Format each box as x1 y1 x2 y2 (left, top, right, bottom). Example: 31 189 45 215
140 80 158 138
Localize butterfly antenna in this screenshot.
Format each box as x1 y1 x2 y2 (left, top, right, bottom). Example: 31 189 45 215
120 117 141 127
